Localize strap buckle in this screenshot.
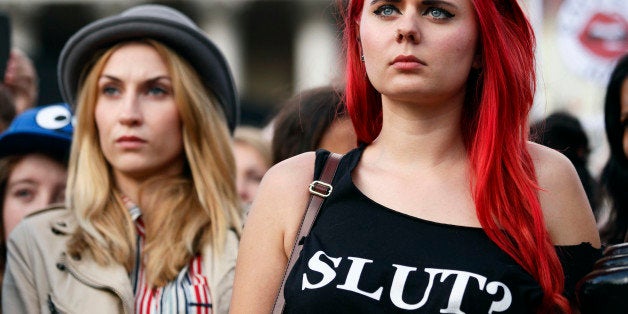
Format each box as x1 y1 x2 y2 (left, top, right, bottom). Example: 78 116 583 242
309 180 333 198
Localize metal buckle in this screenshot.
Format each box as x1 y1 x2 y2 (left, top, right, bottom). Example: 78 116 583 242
309 180 333 198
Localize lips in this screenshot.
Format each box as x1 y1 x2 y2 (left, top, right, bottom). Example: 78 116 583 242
116 135 146 148
579 12 628 59
391 55 427 71
391 55 427 65
117 135 144 142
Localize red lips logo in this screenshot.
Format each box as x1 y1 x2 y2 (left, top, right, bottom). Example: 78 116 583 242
578 12 628 59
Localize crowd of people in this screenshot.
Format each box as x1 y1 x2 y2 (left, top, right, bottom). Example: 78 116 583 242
0 1 626 313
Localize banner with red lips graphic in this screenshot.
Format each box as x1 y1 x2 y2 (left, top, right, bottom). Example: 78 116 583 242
557 0 628 85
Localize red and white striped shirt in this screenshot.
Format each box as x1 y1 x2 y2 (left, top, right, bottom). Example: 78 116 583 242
124 197 213 314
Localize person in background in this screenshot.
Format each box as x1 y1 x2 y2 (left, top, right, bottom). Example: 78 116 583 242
530 111 602 218
1 48 39 132
231 0 600 312
0 86 15 132
2 48 38 114
2 5 241 313
598 54 628 245
270 85 357 164
0 103 73 300
576 53 628 314
233 126 272 214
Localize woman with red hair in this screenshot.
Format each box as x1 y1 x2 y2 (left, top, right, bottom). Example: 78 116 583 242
232 0 601 312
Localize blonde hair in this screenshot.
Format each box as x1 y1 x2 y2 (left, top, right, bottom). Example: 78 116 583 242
66 39 241 286
234 126 272 168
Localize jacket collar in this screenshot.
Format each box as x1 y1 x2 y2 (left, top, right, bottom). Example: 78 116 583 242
48 206 134 313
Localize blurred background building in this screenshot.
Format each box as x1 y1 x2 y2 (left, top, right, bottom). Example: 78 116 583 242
0 0 345 127
1 0 626 175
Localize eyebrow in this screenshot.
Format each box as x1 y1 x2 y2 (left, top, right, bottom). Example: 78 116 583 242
7 179 38 188
370 0 400 5
98 75 171 83
99 75 121 83
422 0 458 9
369 0 458 8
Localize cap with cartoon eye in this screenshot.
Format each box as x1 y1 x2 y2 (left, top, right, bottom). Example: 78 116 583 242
35 105 73 130
0 103 74 159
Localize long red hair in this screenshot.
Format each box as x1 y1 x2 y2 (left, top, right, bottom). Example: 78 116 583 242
340 0 569 312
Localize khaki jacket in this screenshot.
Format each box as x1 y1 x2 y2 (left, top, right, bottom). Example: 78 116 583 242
2 206 239 314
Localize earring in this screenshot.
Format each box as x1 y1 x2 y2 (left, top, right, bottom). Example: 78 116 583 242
361 55 365 62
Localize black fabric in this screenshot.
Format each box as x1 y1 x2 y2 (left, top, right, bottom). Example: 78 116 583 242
284 146 601 313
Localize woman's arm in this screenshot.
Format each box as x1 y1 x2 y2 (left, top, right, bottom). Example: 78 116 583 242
530 143 601 312
230 152 316 313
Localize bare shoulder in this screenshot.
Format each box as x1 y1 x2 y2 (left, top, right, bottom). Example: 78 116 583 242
254 151 317 216
528 142 577 185
262 151 317 187
527 142 600 247
243 151 317 252
231 152 317 312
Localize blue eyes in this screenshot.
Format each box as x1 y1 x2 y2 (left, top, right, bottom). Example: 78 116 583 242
100 85 170 97
14 188 33 199
148 87 167 96
424 7 454 19
103 86 119 96
374 5 398 16
373 5 454 20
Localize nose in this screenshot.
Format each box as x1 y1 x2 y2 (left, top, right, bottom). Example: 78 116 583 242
396 15 420 44
118 93 142 126
237 180 251 204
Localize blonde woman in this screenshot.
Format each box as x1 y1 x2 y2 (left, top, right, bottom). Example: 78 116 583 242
2 5 241 313
233 126 272 213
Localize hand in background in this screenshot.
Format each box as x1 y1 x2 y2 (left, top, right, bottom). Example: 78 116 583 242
577 243 628 314
3 48 38 113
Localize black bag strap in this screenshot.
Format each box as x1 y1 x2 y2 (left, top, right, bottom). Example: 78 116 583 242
271 152 343 313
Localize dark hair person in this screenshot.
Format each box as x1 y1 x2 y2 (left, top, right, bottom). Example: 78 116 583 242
270 86 356 164
2 5 241 313
599 54 628 245
576 53 628 314
231 0 601 312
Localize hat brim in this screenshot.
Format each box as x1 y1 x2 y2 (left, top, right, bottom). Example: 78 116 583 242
58 10 239 133
0 131 72 160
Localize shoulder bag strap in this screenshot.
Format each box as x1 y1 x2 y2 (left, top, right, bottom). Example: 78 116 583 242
271 152 343 314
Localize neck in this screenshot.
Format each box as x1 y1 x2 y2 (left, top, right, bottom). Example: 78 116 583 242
111 159 185 209
113 169 183 213
114 174 143 206
369 95 467 169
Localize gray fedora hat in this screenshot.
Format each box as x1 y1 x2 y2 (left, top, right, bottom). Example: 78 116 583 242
58 4 239 133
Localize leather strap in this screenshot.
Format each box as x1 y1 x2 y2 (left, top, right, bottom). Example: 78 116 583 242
271 152 343 313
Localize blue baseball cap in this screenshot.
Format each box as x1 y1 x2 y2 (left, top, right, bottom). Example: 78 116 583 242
0 103 74 160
